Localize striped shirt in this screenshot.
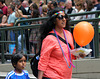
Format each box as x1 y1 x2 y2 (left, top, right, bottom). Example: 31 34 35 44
5 70 30 79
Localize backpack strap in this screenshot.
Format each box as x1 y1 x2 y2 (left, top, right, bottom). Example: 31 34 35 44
48 33 71 48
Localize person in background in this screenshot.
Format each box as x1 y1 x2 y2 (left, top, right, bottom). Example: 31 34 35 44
50 1 58 10
15 9 28 53
11 0 16 6
0 0 8 15
38 7 86 79
22 0 29 12
83 0 97 57
58 1 65 8
47 0 52 11
64 0 77 14
83 0 96 22
0 4 17 41
15 0 29 15
28 2 39 15
5 53 30 79
71 1 85 21
91 0 100 10
39 0 44 15
15 0 30 53
0 9 7 53
29 9 40 54
0 9 7 24
40 5 48 17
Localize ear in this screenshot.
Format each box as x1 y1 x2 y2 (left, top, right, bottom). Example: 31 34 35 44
13 63 16 68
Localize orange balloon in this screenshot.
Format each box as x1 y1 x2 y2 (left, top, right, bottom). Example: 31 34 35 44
73 21 94 47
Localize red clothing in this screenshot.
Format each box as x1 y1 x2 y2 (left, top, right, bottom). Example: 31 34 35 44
0 6 8 15
38 30 75 79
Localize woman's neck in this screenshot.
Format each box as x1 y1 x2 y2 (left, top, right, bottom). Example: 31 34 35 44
55 27 63 33
55 28 65 39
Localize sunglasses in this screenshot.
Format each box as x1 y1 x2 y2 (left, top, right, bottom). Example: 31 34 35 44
57 15 66 20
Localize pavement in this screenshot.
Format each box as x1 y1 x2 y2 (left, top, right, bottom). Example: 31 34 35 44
0 71 84 79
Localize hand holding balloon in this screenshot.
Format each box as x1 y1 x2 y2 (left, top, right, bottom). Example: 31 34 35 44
73 21 94 47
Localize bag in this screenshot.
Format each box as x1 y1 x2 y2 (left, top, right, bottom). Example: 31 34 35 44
30 52 40 78
30 33 71 78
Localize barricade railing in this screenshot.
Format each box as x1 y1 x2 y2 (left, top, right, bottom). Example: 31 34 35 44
0 10 100 63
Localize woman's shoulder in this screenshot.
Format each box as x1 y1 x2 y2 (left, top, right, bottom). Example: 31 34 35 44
44 34 56 41
43 32 57 43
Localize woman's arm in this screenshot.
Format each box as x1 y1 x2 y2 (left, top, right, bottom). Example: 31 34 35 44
2 15 7 23
38 70 44 79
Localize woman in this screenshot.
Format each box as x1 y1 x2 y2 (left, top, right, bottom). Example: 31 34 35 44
29 9 40 54
15 10 27 53
83 0 96 57
71 1 85 20
83 0 96 24
38 7 85 79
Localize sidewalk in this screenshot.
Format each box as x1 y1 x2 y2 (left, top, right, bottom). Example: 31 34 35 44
0 72 83 79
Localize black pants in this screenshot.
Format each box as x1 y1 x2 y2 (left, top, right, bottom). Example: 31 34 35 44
42 77 51 79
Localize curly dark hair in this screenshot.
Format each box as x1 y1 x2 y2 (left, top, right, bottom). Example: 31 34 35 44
39 7 70 46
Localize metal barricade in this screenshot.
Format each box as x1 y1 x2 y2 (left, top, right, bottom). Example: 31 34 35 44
0 11 100 64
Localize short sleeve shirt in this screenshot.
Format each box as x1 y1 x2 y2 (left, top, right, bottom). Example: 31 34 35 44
38 30 75 79
5 70 30 79
7 12 17 24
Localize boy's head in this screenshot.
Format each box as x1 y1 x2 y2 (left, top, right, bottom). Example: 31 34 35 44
11 53 26 68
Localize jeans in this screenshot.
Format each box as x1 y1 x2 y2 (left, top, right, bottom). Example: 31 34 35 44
18 34 26 53
10 31 15 41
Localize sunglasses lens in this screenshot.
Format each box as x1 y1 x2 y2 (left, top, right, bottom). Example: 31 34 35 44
57 15 65 20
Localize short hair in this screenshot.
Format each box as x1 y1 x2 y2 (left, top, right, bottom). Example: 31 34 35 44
11 53 26 68
9 4 15 11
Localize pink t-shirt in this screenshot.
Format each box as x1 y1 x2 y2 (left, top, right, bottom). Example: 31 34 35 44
38 30 75 79
0 6 8 15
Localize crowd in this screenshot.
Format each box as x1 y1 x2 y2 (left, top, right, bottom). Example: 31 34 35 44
0 0 100 56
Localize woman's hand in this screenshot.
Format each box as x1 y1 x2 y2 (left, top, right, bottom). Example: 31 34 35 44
38 70 44 79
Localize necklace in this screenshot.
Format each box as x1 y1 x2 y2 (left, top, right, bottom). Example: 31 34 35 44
53 29 75 68
15 69 27 79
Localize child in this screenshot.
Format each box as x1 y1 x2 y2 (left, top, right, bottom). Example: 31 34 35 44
5 53 30 79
